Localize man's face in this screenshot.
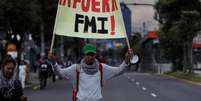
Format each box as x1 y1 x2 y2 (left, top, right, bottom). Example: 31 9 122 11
3 62 15 79
84 52 96 65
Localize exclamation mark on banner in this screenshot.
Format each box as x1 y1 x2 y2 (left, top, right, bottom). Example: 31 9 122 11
110 16 115 35
59 0 62 5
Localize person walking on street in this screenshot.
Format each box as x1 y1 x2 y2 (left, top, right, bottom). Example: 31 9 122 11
48 43 133 101
18 60 27 89
38 58 51 89
0 56 27 101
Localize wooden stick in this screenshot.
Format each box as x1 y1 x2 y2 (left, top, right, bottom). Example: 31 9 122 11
50 1 61 53
125 36 131 49
50 33 56 53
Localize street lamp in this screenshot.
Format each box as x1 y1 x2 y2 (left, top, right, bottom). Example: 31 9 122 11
7 30 21 42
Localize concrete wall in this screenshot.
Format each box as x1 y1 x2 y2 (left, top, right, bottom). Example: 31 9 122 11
157 63 172 74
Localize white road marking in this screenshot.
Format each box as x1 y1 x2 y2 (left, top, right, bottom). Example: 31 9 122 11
136 82 140 85
131 79 135 82
151 93 157 98
125 74 157 98
142 87 146 91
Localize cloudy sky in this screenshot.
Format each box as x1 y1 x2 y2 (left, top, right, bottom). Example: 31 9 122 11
120 0 158 36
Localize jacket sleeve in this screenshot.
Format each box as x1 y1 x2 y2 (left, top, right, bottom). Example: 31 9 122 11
102 61 129 81
14 80 23 99
53 63 77 80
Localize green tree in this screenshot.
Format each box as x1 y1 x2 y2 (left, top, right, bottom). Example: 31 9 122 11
0 0 58 41
0 0 40 34
155 0 201 72
36 0 57 41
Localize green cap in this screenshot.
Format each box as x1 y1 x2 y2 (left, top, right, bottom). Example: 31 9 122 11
83 44 96 54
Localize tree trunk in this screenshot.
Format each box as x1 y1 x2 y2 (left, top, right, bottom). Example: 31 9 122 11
183 42 186 72
187 41 193 73
183 41 193 73
40 23 45 57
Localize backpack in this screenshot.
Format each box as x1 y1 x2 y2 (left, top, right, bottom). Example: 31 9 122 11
72 63 103 101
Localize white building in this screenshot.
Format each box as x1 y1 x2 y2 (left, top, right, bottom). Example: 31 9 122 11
120 0 159 37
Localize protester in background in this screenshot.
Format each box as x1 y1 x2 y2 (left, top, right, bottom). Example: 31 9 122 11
48 43 133 101
49 64 56 83
18 60 27 89
0 56 27 101
38 58 51 89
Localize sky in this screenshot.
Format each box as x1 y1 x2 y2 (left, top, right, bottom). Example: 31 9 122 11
120 0 158 36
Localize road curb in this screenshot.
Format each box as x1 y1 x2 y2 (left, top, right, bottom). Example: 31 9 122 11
162 74 201 86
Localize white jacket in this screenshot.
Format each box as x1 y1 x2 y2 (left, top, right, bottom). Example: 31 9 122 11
54 61 128 101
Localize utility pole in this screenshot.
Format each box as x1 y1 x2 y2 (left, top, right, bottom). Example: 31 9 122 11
40 24 45 58
60 37 64 63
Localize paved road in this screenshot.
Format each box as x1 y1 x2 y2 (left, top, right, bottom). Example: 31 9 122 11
24 73 201 101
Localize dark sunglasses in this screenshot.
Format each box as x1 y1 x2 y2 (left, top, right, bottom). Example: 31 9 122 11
86 52 96 56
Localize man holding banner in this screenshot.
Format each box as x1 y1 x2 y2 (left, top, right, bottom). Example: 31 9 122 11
48 43 133 101
49 0 135 100
53 0 127 40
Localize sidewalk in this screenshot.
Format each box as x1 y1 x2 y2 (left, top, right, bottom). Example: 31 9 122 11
195 70 201 76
